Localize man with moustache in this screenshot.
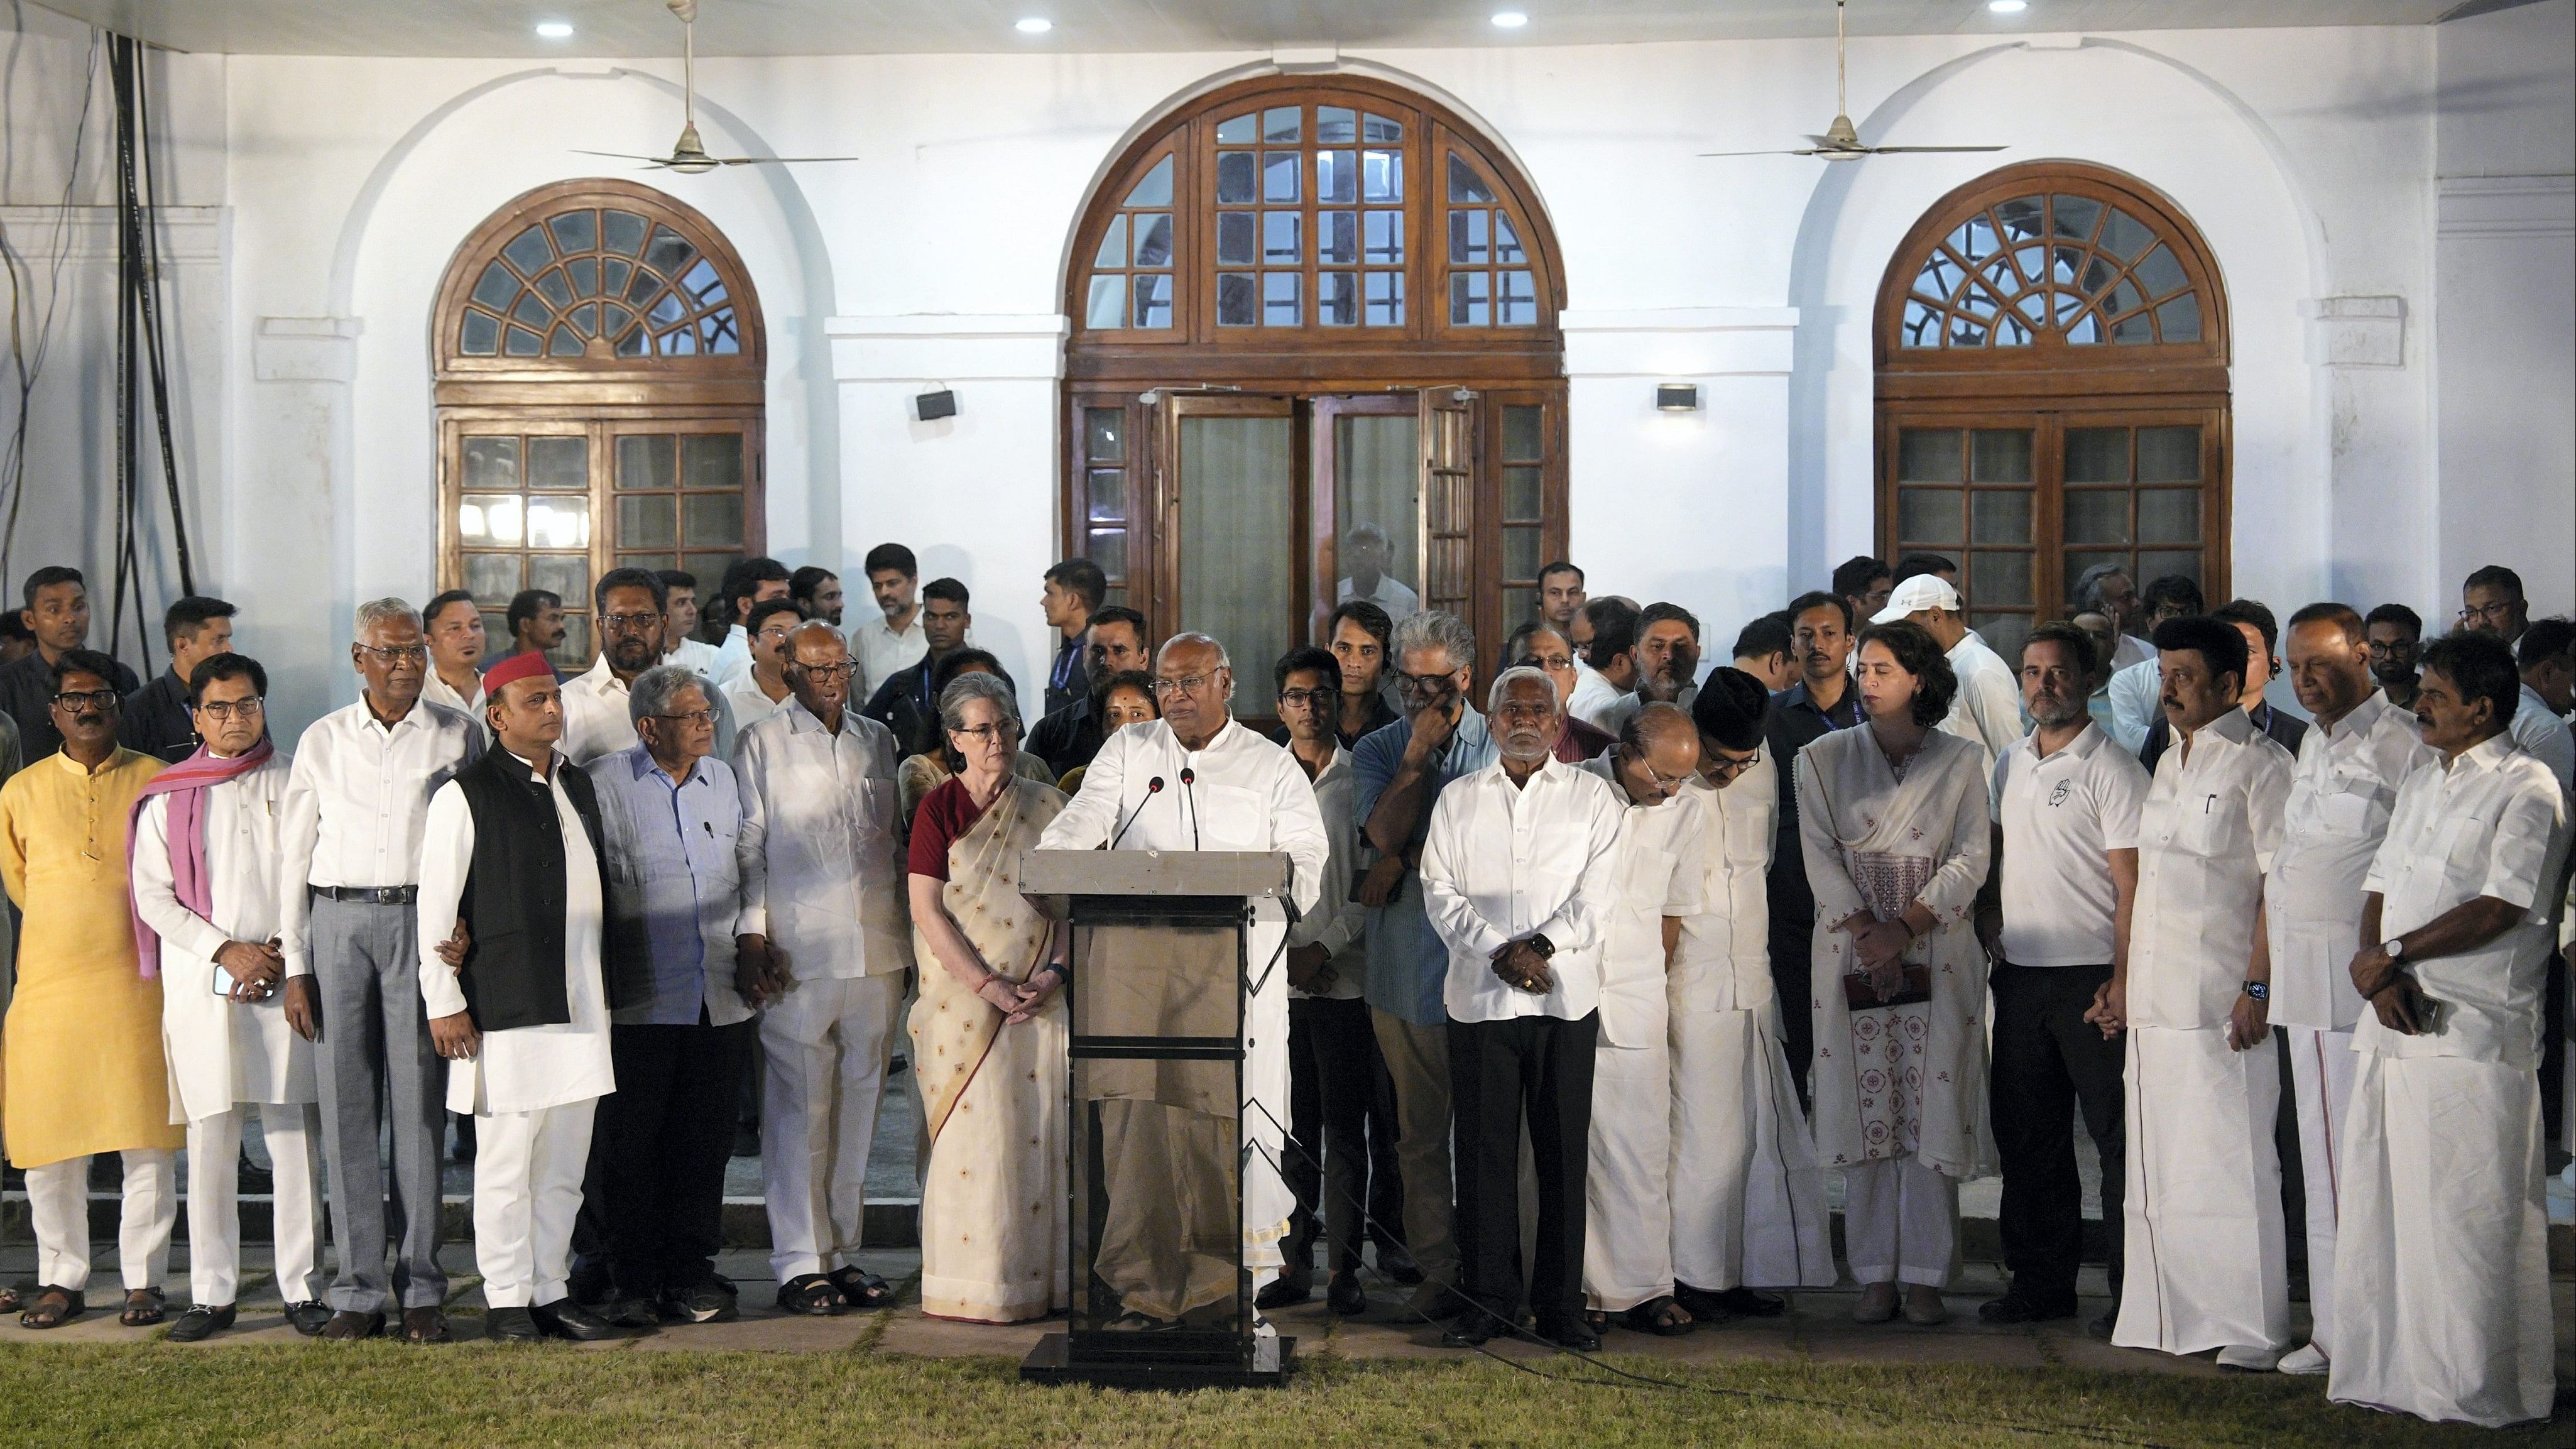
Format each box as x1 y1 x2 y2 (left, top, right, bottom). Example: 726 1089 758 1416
2105 576 2205 754
724 598 807 736
501 589 567 675
562 569 738 768
1763 591 1866 1095
1325 599 1401 748
656 571 723 680
1506 623 1616 763
0 567 141 760
420 590 489 729
1634 604 1703 712
117 596 239 764
849 545 926 700
2362 604 2421 711
1029 604 1154 776
790 567 844 628
861 577 974 753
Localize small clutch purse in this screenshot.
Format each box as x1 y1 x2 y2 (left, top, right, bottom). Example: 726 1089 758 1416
1843 963 1933 1010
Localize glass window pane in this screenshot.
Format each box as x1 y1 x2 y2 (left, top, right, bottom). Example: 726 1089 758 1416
618 553 678 575
2063 550 2131 605
505 324 543 356
1216 211 1256 266
460 494 522 545
601 209 648 258
682 552 741 589
1214 114 1255 145
1502 405 1542 461
1502 586 1535 630
1132 214 1172 268
2063 489 2131 546
1093 215 1127 269
464 552 521 606
547 209 598 257
1449 209 1488 266
2133 244 2186 299
1493 215 1525 265
1216 151 1256 205
2051 195 2104 243
513 293 552 330
1363 112 1404 144
1084 407 1125 466
682 493 744 548
616 493 679 550
464 435 521 490
1365 210 1402 265
1179 414 1292 687
525 495 592 550
1449 271 1488 326
567 302 598 337
1973 613 2032 666
547 323 584 357
1317 150 1356 205
2137 426 2200 482
2154 294 2201 342
1503 526 1541 580
680 434 741 491
1087 467 1126 521
1123 154 1174 207
1217 273 1257 327
1133 273 1174 329
1971 429 2033 483
1970 550 2033 607
459 310 501 356
1897 429 1963 483
1318 271 1357 326
1263 271 1301 327
2136 549 2203 591
1319 211 1358 265
2065 427 2130 483
1263 107 1301 144
1084 527 1127 581
2137 488 2201 545
1263 151 1300 204
1363 150 1402 204
528 551 590 601
1364 271 1404 326
1448 153 1493 204
1970 489 2032 545
552 612 591 670
643 226 694 278
2111 312 2156 344
2099 207 2154 261
1333 412 1420 618
1897 486 1963 545
1085 275 1126 330
503 225 552 276
1504 464 1542 520
528 435 587 491
616 434 674 491
1498 270 1536 325
471 260 520 311
1316 106 1356 144
1263 211 1301 266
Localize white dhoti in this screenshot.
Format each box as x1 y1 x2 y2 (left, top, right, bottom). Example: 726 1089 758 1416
187 1104 325 1307
2281 1024 2355 1357
473 1098 598 1309
760 971 904 1283
2328 1052 2554 1428
2114 1024 2290 1356
1583 1038 1674 1312
1667 1003 1834 1291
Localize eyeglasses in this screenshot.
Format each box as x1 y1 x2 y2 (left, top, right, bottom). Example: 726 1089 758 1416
1702 748 1763 780
2457 601 2517 625
651 709 718 728
1275 688 1334 709
789 660 856 681
1389 668 1461 696
195 697 266 722
600 611 665 635
952 721 1024 743
1632 752 1690 794
1151 672 1220 696
50 688 119 711
354 642 429 665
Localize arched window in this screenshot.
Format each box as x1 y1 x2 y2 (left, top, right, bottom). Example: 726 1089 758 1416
1064 75 1566 675
1875 162 2229 661
432 179 765 669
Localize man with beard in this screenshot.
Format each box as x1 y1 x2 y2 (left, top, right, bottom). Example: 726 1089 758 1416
790 567 844 628
2362 604 2421 711
1569 598 1642 735
1635 603 1703 711
563 570 736 767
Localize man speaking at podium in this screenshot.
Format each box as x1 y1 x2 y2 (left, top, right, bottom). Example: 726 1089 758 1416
1037 633 1329 1326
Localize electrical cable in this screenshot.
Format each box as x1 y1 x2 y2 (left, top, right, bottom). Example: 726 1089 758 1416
0 31 99 583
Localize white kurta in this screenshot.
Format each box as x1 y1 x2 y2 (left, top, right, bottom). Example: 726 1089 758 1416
1037 716 1331 1282
1573 757 1704 1311
2329 732 2569 1427
416 754 615 1117
134 753 314 1118
2115 707 2295 1358
1940 632 2025 767
732 701 910 978
1669 754 1836 1291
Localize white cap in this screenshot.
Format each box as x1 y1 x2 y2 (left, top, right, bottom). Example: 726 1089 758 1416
1872 573 1962 625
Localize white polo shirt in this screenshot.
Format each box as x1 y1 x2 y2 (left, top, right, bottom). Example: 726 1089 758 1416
1991 721 2149 968
2263 691 2431 1031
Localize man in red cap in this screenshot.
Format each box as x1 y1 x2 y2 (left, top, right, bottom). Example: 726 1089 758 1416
417 648 623 1342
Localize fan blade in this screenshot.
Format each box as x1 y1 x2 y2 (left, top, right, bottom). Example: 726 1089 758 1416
572 149 679 164
1696 148 1820 158
714 155 861 165
1868 145 2011 153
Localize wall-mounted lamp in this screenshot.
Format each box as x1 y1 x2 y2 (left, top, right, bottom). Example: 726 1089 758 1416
914 388 958 422
1655 383 1700 412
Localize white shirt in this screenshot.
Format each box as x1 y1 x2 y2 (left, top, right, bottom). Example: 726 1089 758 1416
1338 574 1419 625
1672 752 1775 1014
663 637 722 680
2361 733 2571 1066
1576 755 1706 1046
560 657 641 767
420 669 486 738
1419 757 1627 1024
2127 708 2294 1031
1992 721 2149 968
2109 633 2155 673
709 624 755 690
1037 718 1330 925
725 677 794 736
2509 684 2575 790
1567 659 1634 735
135 753 313 1118
416 752 614 1116
731 701 907 978
2107 656 2163 755
2264 692 2432 1031
1942 632 2026 764
1285 746 1367 1002
851 610 931 701
276 695 481 978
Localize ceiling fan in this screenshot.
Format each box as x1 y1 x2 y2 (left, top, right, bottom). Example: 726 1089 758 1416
1701 0 2008 161
574 1 855 173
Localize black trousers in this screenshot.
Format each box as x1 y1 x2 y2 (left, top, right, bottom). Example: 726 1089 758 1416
582 1018 755 1297
1363 1034 1407 1256
1989 962 2125 1303
1447 1012 1598 1327
1767 920 1815 1103
1284 996 1380 1277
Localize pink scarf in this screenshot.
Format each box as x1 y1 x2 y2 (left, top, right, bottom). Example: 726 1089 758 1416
125 739 273 980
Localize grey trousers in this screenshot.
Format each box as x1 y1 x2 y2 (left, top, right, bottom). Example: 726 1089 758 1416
308 895 449 1313
1371 1007 1460 1312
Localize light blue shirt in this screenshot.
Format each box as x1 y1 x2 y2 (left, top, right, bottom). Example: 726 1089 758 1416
593 743 746 1026
1352 704 1501 1026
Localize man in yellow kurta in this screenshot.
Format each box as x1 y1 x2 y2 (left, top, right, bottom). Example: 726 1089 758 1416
0 647 179 1329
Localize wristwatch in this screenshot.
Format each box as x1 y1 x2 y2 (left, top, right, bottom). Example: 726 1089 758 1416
2241 980 2269 1002
1526 933 1556 960
2382 936 2405 962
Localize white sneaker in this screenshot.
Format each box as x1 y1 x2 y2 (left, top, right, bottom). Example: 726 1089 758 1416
2276 1343 2329 1375
2215 1343 2281 1372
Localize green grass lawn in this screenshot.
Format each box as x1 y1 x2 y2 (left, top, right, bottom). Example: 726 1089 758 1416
0 1343 2558 1447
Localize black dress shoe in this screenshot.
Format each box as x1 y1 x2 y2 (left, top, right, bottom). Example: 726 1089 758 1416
403 1306 452 1343
321 1310 385 1342
485 1306 540 1342
1326 1272 1367 1317
660 1277 739 1325
1253 1274 1313 1311
166 1304 236 1342
283 1301 333 1337
1536 1317 1602 1352
1373 1241 1425 1286
1438 1315 1493 1348
532 1299 620 1342
1977 1291 2078 1325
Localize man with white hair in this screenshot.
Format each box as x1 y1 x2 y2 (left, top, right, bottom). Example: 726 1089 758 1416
1336 522 1419 624
1877 574 2022 765
1037 632 1329 1327
2071 563 2155 674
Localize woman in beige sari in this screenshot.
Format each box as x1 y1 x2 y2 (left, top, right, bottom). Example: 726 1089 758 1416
1794 620 1993 1328
897 650 1055 845
906 672 1072 1322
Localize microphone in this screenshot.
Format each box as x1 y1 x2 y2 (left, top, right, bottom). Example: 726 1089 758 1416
1108 776 1165 850
1179 766 1202 850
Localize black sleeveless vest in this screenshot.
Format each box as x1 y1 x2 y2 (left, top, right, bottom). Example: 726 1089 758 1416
453 746 615 1032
